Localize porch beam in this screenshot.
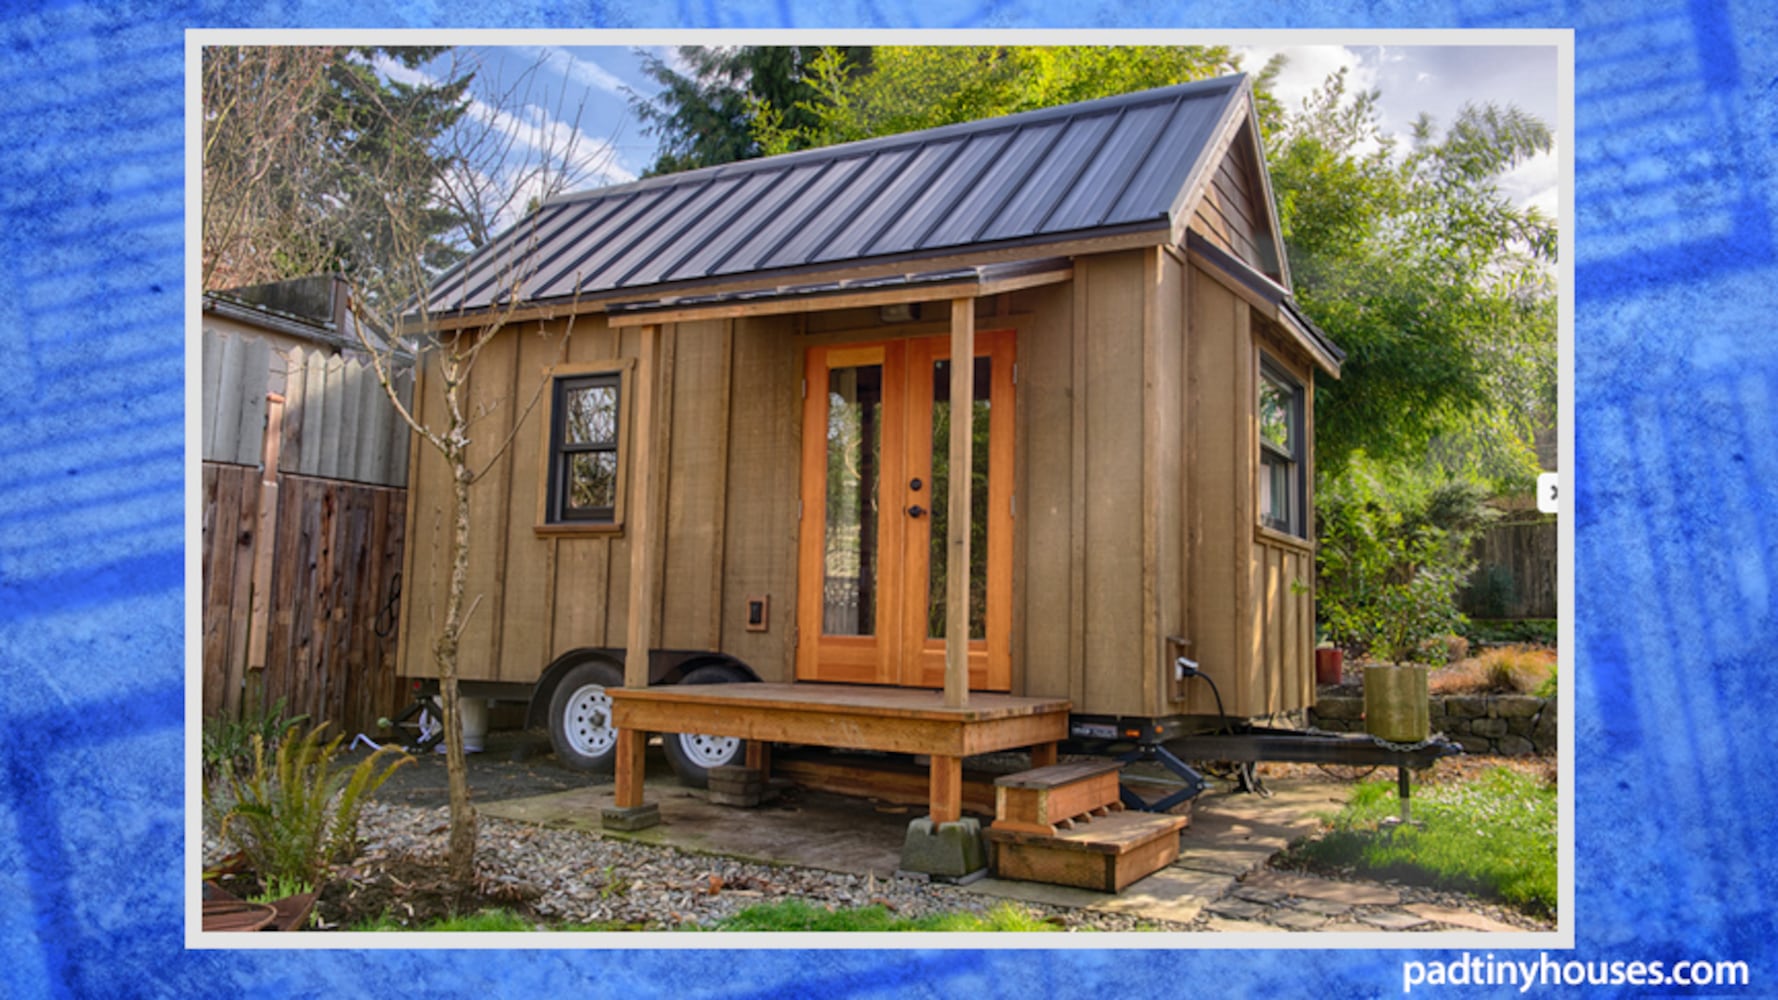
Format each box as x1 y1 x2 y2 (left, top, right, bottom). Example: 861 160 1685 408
945 297 975 708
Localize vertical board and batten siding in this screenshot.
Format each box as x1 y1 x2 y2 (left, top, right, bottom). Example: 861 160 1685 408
1016 281 1078 708
398 314 805 686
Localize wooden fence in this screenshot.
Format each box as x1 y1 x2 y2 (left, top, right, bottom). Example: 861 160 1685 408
1461 518 1558 621
201 329 410 487
200 329 413 733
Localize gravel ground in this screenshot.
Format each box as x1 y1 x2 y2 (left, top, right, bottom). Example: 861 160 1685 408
203 735 1557 933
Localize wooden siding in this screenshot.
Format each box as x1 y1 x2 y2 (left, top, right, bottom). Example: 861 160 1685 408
1187 122 1281 284
399 249 1316 721
399 313 806 686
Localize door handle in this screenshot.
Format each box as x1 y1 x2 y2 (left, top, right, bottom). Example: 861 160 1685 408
907 504 927 518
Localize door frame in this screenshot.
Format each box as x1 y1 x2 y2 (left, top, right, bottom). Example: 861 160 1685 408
795 329 1017 690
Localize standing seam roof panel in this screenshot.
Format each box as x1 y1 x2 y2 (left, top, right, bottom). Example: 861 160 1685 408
452 198 615 311
622 171 777 287
816 138 971 264
658 167 828 284
979 113 1120 241
552 182 711 295
432 200 579 311
868 129 1015 252
722 156 868 278
764 147 919 269
524 186 675 302
1044 99 1180 232
424 75 1253 313
1124 92 1239 224
916 123 1063 248
593 175 750 290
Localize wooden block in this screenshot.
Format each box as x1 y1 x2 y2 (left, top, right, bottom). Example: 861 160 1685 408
986 811 1187 893
930 754 963 825
993 760 1122 834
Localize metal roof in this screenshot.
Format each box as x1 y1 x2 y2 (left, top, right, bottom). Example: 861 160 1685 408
428 74 1254 316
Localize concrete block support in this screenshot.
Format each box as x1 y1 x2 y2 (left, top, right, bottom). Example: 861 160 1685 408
602 803 662 831
900 816 987 880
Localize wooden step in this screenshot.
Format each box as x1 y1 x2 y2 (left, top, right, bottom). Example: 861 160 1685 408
992 760 1123 836
986 811 1189 893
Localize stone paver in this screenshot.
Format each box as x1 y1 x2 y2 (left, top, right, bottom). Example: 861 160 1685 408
1233 886 1287 905
1175 847 1277 876
1359 910 1431 931
1206 898 1269 921
1403 903 1522 933
1288 897 1353 917
1321 921 1379 933
1242 869 1403 906
1204 917 1286 933
1273 909 1331 931
1088 868 1226 925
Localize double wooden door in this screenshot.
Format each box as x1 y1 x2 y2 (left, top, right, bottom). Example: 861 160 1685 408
795 330 1016 690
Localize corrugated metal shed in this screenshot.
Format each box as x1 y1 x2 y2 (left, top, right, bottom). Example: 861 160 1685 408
429 74 1254 316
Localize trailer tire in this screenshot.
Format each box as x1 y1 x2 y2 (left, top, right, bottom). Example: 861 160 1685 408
548 660 624 773
661 663 751 788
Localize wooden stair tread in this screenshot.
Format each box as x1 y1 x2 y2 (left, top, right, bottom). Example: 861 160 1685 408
986 810 1188 855
993 759 1122 789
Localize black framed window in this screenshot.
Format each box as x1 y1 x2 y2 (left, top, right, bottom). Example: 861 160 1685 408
1258 359 1305 536
548 373 622 523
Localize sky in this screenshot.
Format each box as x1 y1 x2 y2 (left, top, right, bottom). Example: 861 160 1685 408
414 42 1562 235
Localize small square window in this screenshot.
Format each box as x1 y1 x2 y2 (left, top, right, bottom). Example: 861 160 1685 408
547 371 624 524
1259 360 1304 537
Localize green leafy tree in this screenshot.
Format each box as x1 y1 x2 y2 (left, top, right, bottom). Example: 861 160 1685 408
751 46 1238 154
627 46 873 175
1265 67 1557 488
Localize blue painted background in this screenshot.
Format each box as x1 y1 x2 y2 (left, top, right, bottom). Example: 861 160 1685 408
2 1 1774 996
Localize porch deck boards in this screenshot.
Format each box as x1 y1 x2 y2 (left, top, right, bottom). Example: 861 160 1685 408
609 683 1071 825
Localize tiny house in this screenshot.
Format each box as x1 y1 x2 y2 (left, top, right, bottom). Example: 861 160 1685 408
397 74 1342 805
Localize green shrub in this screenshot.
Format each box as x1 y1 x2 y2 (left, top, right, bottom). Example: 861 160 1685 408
1460 618 1558 647
1317 459 1494 663
202 697 309 788
220 723 412 894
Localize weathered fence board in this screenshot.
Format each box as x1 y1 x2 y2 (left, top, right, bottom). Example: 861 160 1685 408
1462 519 1558 621
201 463 260 719
200 328 411 487
259 474 408 735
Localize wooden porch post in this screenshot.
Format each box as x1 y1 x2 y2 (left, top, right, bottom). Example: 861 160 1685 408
945 298 975 708
624 323 661 690
615 323 661 815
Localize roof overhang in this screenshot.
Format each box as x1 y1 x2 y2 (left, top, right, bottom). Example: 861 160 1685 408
1183 231 1343 378
603 259 1073 328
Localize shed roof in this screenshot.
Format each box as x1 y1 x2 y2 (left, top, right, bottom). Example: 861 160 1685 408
428 74 1256 317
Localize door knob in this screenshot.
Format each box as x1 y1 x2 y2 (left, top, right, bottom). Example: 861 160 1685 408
907 504 927 518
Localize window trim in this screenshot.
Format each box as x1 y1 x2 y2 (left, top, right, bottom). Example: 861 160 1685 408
1258 356 1306 538
535 359 634 534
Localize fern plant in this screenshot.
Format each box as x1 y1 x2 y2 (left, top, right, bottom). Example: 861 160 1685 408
220 722 412 894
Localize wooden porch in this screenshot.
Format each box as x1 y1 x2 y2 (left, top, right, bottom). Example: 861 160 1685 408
608 683 1070 825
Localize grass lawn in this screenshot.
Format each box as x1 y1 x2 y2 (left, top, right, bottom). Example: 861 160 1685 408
1287 766 1557 915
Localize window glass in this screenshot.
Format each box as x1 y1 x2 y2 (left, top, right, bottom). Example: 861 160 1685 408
549 372 622 523
1259 361 1302 536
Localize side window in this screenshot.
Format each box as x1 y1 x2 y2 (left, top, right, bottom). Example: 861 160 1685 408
547 371 623 524
1258 359 1304 537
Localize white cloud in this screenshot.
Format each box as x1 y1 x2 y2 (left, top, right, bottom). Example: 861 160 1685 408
1237 44 1373 118
517 46 629 97
1499 147 1560 219
373 53 636 192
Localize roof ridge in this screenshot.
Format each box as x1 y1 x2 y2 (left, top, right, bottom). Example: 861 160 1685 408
545 73 1248 209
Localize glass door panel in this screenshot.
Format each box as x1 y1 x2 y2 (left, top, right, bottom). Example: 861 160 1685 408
821 364 882 637
925 356 992 642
